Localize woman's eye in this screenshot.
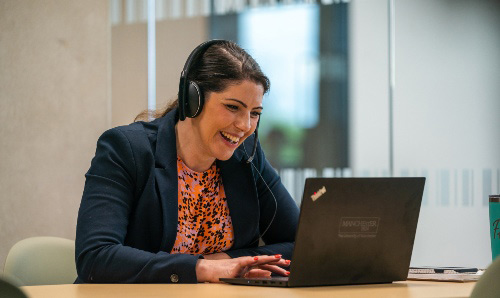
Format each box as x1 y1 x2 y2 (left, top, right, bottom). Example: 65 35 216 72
226 104 238 111
251 111 262 118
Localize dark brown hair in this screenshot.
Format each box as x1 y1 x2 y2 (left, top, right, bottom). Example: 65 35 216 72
135 41 270 121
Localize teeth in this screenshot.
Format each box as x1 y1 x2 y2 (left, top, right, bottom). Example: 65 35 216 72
221 131 240 144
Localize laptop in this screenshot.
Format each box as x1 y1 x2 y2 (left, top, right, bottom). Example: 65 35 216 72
220 177 426 287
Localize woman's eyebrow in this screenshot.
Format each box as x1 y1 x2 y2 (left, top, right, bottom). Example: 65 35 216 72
224 98 263 110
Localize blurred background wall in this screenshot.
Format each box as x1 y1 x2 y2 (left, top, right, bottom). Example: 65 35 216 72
350 0 500 267
0 0 109 268
111 16 207 126
1 0 499 270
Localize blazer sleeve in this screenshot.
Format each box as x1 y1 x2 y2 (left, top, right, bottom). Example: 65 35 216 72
225 141 300 260
75 128 201 284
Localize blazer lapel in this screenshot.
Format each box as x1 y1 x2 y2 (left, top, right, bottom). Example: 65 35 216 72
154 109 179 252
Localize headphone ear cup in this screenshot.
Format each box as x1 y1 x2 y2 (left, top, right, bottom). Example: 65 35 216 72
186 81 204 118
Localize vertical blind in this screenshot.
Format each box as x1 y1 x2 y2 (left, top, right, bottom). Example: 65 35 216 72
110 0 351 25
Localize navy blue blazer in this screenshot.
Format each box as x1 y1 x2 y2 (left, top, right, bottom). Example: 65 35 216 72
75 108 299 284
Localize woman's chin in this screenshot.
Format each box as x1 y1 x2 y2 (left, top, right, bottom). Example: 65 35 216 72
213 147 237 161
215 152 234 161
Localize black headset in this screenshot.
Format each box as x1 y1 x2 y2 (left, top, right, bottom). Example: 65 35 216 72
178 39 258 163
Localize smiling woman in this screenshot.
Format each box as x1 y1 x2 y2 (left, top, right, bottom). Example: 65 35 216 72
75 40 299 284
177 81 264 171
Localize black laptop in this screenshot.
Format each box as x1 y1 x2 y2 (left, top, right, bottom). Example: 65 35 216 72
220 177 426 287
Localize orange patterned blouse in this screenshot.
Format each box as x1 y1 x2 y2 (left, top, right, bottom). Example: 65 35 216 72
170 157 234 255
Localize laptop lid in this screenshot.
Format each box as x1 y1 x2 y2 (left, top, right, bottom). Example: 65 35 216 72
287 177 425 287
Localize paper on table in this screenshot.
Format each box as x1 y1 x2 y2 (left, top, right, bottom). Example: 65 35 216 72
407 271 483 283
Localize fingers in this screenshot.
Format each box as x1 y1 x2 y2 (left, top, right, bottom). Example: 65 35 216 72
270 254 291 267
238 255 271 267
257 264 290 277
239 255 291 267
236 255 291 278
245 268 272 278
200 255 291 283
265 258 291 267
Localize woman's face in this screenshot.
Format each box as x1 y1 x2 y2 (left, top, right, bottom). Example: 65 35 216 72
193 80 264 162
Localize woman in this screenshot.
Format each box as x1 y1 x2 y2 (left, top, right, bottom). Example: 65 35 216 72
75 40 299 284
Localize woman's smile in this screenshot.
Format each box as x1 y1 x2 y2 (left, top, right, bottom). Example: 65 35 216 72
219 131 241 146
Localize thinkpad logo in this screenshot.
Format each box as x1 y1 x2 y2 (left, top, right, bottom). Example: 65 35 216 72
311 186 326 202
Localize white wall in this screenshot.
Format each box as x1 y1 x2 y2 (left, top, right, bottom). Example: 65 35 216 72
349 0 390 172
396 0 500 269
350 0 500 268
395 0 500 170
111 17 207 127
0 0 110 268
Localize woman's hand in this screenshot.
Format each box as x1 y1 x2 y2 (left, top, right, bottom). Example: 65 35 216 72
195 255 291 283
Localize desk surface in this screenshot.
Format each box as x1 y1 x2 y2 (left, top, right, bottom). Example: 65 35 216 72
22 281 475 298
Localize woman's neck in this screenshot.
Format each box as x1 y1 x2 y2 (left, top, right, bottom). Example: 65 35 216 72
175 120 215 172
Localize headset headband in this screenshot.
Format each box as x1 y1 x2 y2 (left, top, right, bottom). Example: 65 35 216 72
181 40 225 79
179 40 226 120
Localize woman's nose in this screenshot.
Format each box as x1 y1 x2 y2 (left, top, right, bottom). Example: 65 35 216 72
235 113 251 132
